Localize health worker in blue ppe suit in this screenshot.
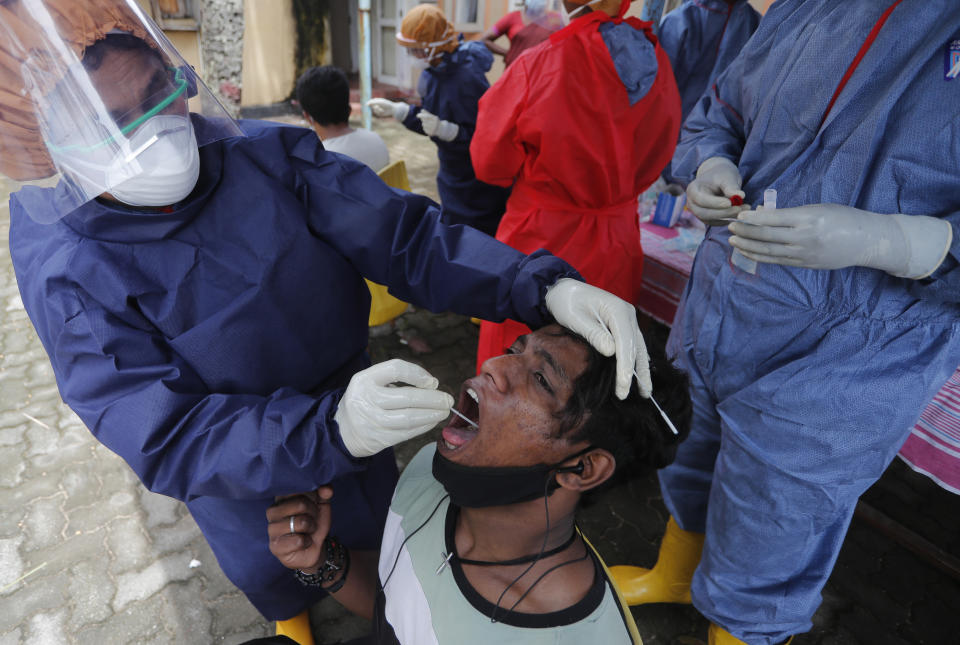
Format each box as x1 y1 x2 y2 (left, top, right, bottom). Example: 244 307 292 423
658 0 759 184
659 0 760 124
609 1 960 644
367 3 511 237
0 3 653 644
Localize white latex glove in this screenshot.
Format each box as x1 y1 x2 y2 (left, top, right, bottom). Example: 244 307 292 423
545 278 651 400
686 156 749 224
366 98 410 121
417 110 459 142
335 359 454 458
728 204 953 279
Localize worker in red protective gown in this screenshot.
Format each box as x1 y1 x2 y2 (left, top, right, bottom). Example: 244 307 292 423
472 0 681 367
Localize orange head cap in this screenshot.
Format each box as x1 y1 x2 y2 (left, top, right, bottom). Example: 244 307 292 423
0 0 154 180
397 4 458 62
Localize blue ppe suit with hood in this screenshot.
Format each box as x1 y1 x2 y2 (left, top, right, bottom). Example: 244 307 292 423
658 0 760 123
401 39 511 236
7 117 577 620
658 0 759 183
662 0 960 642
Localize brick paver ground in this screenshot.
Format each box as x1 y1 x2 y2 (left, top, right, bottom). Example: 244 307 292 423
1 115 958 644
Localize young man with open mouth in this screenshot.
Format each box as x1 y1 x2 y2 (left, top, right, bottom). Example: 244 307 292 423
266 325 691 644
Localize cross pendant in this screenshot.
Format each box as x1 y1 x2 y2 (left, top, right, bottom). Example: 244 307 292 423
435 551 454 575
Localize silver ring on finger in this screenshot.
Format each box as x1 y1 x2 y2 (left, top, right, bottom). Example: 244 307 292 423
289 515 296 534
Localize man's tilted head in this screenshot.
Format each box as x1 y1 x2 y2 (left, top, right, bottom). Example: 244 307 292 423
435 323 691 504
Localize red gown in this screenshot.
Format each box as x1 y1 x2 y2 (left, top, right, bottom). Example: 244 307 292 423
471 9 681 367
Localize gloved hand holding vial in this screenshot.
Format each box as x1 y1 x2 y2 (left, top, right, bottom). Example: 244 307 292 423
728 194 951 278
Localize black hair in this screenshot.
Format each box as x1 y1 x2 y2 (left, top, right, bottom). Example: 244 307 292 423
81 33 164 71
295 65 351 126
545 325 692 486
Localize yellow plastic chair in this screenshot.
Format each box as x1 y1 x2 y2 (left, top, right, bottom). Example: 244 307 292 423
368 160 411 326
377 159 411 192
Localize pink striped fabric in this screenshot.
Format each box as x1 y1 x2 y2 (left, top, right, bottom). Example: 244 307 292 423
899 368 960 495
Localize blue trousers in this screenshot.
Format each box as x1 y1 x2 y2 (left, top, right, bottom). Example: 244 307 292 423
659 236 958 644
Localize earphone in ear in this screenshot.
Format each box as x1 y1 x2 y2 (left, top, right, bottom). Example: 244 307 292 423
555 461 585 475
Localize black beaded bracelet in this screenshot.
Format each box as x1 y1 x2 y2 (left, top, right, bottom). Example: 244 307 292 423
294 536 350 593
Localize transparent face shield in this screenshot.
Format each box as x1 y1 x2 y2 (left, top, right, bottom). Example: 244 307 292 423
44 65 189 158
0 0 243 221
37 60 208 211
396 33 457 69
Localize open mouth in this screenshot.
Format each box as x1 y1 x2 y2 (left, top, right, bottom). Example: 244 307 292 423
440 383 480 452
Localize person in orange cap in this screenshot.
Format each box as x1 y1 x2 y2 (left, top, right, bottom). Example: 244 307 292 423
367 3 510 236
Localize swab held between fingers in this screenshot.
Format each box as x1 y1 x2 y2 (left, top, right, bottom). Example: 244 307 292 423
450 406 479 429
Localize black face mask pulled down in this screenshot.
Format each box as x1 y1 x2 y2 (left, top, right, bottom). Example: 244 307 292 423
432 445 595 508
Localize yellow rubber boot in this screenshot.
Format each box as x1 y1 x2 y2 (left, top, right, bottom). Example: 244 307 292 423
609 516 705 605
708 624 794 645
709 623 747 645
275 610 315 645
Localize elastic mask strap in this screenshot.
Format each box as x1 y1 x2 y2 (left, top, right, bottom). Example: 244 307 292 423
48 67 188 155
396 34 456 49
398 30 456 64
119 67 188 136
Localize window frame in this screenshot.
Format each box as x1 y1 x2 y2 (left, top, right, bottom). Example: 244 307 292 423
149 0 199 31
447 0 485 32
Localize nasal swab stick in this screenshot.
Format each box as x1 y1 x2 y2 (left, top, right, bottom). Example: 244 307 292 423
650 394 679 435
634 368 679 435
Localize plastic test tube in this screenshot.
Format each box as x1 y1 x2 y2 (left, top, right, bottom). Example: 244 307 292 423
731 188 777 275
763 189 777 210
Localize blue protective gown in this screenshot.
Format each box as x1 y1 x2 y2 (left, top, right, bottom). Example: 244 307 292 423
8 118 577 620
401 39 511 236
658 0 759 124
662 1 960 642
658 0 759 183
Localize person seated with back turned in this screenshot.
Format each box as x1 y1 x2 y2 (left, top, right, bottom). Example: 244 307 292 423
266 324 691 644
296 65 390 172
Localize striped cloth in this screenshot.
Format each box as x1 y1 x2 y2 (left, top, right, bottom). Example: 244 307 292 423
898 368 960 495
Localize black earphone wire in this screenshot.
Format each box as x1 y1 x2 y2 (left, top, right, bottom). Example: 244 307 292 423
489 464 582 623
379 464 585 620
501 539 590 618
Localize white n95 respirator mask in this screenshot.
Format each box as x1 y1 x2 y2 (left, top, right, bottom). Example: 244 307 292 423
105 115 201 207
51 115 200 206
52 114 201 208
